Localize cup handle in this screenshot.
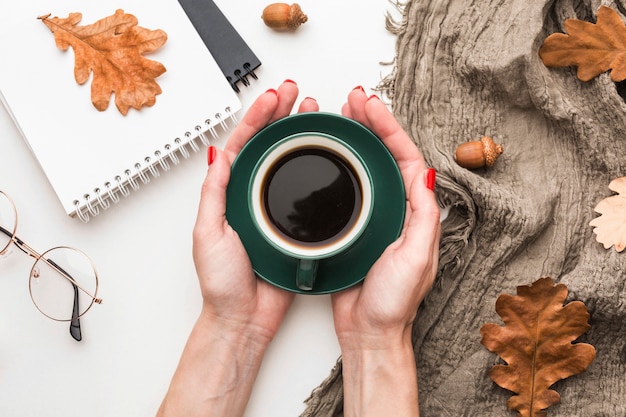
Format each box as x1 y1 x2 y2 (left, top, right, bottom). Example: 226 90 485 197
296 259 319 291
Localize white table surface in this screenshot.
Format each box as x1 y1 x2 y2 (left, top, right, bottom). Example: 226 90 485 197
0 1 398 416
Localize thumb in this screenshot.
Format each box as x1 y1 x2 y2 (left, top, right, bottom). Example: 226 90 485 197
400 169 441 258
195 147 231 234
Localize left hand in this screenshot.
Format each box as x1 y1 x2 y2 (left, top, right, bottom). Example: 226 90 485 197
192 80 320 343
157 81 320 417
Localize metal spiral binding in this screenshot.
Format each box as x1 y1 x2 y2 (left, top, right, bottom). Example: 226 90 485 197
228 63 258 93
72 106 236 222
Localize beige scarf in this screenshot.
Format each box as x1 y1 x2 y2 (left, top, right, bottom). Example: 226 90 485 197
302 0 626 415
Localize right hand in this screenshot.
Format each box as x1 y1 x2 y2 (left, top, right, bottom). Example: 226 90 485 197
331 87 441 350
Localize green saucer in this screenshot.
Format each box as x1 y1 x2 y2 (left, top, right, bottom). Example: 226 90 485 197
225 112 405 294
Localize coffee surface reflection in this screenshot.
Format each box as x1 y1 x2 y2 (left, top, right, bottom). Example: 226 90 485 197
261 147 362 247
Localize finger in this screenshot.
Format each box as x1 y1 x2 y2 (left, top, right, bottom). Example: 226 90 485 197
194 147 231 236
297 96 319 113
399 169 441 265
345 86 371 129
224 89 280 161
340 101 352 119
346 86 369 122
364 96 426 173
268 80 300 123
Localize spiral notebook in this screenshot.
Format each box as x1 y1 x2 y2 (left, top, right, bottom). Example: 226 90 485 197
0 0 251 222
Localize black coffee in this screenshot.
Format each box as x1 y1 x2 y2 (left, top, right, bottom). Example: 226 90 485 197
262 146 362 247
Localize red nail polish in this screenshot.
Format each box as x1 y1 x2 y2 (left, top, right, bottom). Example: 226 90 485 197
426 168 436 191
304 96 317 102
353 85 365 92
367 94 380 101
284 79 297 85
208 146 217 165
266 88 278 95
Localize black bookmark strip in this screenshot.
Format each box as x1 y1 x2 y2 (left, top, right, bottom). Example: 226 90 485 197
178 0 262 93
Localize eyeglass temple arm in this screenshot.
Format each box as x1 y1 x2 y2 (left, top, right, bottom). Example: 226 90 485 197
0 224 28 256
70 286 82 341
48 258 83 342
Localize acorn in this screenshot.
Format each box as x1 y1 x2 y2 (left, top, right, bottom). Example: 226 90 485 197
454 136 503 169
261 3 308 31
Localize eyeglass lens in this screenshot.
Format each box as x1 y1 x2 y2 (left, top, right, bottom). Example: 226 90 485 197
30 247 98 322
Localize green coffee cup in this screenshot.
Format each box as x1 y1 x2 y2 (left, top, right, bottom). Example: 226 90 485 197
248 133 373 291
225 112 405 294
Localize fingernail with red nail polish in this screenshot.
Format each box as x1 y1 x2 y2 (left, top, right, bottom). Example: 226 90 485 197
284 79 297 85
208 146 217 166
426 168 436 191
368 94 380 101
304 97 317 102
353 85 365 92
266 88 278 95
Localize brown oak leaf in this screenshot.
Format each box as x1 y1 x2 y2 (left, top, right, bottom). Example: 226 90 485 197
480 277 595 417
39 10 167 115
589 176 626 252
539 6 626 82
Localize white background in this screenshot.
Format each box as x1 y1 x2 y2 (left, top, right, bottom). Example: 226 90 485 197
0 1 399 416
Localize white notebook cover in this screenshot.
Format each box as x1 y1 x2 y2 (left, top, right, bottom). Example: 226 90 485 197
0 0 241 221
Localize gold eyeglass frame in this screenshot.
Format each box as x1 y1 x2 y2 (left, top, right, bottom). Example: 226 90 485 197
0 190 102 323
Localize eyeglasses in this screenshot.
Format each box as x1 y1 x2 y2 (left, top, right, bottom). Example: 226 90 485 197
0 190 101 341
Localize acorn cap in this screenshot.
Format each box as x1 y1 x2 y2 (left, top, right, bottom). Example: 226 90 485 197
481 136 504 167
288 3 307 30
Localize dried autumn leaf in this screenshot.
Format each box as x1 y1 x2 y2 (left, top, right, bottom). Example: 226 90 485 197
480 277 595 417
539 6 626 82
39 10 167 115
589 176 626 252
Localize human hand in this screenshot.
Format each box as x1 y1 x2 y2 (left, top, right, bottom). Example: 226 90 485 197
329 87 439 417
158 82 320 417
331 87 440 348
192 80 319 344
